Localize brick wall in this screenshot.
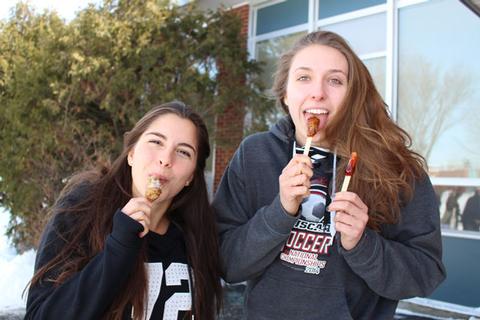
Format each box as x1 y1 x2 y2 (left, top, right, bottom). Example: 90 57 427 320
213 4 249 192
234 4 249 37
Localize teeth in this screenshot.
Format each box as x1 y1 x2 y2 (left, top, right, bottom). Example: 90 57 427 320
305 109 328 115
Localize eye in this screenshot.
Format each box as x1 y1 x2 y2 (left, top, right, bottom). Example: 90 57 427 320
148 139 163 146
177 149 192 159
297 75 310 81
328 78 344 86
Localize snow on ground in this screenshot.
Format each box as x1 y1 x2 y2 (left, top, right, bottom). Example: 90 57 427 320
0 207 35 311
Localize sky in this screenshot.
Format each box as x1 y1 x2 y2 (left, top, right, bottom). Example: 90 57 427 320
0 0 190 21
0 0 101 22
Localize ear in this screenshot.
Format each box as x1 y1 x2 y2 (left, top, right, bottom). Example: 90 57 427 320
283 96 288 107
185 174 194 186
127 150 134 166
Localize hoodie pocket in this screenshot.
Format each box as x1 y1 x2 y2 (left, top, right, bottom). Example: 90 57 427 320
246 275 352 320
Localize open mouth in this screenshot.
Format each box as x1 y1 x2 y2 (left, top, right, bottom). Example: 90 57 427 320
304 109 329 133
304 109 329 116
149 174 169 185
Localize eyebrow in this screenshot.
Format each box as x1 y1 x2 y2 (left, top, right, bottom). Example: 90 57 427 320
146 132 197 154
293 67 347 76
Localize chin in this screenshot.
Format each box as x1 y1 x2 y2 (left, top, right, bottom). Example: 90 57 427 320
313 137 329 148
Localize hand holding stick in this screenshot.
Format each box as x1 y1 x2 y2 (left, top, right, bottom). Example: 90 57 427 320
330 152 357 237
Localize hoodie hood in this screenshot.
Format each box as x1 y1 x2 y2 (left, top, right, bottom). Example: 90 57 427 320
270 115 295 143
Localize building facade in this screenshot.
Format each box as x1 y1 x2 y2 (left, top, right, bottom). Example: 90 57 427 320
201 0 480 312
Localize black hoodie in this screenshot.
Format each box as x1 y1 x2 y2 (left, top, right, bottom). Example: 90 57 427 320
25 186 192 320
213 116 446 319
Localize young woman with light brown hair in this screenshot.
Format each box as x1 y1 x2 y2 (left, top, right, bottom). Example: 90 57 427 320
214 31 445 319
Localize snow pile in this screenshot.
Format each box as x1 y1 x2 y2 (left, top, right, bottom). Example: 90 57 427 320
0 208 35 311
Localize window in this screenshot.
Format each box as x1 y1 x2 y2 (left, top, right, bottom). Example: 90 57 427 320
363 57 386 99
256 0 309 35
319 13 386 56
318 0 386 19
397 0 480 233
255 32 307 90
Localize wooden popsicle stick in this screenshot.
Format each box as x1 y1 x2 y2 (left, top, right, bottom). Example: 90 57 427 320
303 137 312 156
341 175 351 192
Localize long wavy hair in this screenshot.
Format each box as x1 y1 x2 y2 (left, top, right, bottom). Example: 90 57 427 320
29 101 223 319
273 31 426 230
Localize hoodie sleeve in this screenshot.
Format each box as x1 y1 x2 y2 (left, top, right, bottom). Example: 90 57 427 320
213 139 298 283
25 207 144 320
338 175 446 299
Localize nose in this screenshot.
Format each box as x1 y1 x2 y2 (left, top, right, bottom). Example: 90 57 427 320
159 159 171 167
311 81 325 101
159 152 172 168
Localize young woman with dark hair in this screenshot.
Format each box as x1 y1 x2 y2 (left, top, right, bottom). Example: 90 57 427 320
213 31 445 319
26 101 222 319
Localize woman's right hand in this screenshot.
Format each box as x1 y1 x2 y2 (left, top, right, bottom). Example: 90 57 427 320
279 154 313 216
121 198 152 237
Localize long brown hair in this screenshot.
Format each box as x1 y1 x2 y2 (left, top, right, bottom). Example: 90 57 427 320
273 31 426 230
29 101 223 319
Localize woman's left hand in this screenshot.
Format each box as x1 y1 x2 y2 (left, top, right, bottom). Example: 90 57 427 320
328 191 369 251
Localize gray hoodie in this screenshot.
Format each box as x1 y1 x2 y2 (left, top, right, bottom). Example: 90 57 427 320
213 116 446 319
